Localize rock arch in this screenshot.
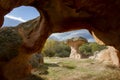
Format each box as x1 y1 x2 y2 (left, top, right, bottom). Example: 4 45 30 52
0 0 120 80
2 6 40 27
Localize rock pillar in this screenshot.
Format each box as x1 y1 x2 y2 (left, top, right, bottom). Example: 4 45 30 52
67 37 87 59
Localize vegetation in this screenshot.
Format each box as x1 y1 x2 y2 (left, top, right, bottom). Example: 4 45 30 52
0 27 22 61
42 39 107 58
42 39 71 57
79 42 107 56
42 39 106 58
33 57 120 80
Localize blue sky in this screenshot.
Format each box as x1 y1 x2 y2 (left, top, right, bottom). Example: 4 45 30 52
5 6 40 22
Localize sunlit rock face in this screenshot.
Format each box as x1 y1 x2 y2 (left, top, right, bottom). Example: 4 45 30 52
66 37 87 59
94 46 120 67
1 0 120 80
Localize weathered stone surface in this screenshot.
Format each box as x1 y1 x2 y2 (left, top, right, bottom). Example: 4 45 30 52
0 0 120 80
67 37 87 59
94 46 120 67
0 17 47 80
0 0 120 50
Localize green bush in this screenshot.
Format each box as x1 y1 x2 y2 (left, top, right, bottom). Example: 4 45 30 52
0 27 22 61
89 42 106 53
79 43 92 56
79 42 106 56
42 39 70 57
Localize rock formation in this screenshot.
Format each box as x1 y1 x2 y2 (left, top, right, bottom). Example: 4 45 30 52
0 17 46 80
66 37 87 59
0 0 120 80
93 46 120 67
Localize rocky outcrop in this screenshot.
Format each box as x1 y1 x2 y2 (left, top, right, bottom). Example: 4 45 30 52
93 46 120 67
66 37 87 59
0 0 120 79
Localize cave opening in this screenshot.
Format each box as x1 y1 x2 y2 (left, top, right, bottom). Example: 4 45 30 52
2 6 40 27
44 29 96 59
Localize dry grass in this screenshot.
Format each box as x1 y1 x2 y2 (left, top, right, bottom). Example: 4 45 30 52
34 57 120 80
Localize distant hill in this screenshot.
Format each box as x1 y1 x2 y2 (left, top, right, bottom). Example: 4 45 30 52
2 17 23 27
49 30 95 42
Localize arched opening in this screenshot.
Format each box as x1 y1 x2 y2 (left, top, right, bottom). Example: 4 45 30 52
44 29 94 58
43 29 96 58
41 29 120 79
1 2 118 80
2 6 40 27
49 29 95 42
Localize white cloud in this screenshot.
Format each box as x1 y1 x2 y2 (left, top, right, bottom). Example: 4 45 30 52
5 15 26 22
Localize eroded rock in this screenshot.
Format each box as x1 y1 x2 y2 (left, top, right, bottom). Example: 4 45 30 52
0 17 48 80
66 37 87 59
0 0 120 50
0 0 120 80
94 46 120 67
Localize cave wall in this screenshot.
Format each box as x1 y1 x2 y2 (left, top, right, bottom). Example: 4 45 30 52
0 17 50 80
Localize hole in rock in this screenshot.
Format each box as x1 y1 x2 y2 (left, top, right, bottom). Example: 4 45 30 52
2 6 40 27
46 29 96 58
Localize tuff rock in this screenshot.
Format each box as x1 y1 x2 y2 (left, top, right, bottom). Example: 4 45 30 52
66 37 87 59
1 0 120 80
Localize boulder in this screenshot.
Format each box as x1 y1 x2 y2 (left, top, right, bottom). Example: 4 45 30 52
94 46 120 67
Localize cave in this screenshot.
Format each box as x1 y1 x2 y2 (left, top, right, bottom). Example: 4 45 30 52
0 0 120 80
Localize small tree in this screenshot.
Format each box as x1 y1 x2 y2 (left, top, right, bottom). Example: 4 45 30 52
89 42 106 53
42 39 57 57
79 42 106 56
79 43 92 56
41 39 70 57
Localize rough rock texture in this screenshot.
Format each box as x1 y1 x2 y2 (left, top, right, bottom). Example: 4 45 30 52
94 46 120 67
67 37 87 59
0 17 46 80
0 0 120 50
0 0 120 80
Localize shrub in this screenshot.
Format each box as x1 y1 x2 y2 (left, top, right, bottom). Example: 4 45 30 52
89 42 106 53
41 39 70 57
0 27 22 61
79 42 106 56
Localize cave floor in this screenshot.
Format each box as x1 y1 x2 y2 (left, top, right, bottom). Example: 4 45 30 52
33 57 120 80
